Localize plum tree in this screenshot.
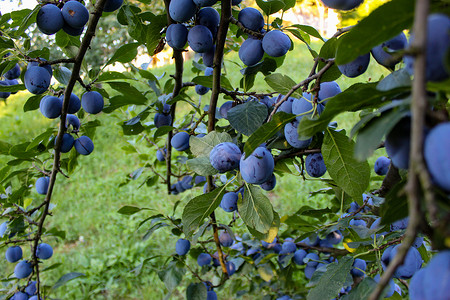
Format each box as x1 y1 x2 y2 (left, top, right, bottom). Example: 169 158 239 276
74 136 94 155
239 39 264 66
238 7 264 32
171 132 190 151
262 30 291 57
169 0 197 22
337 53 370 78
166 24 188 51
35 176 50 195
36 4 64 35
61 1 89 29
321 0 364 10
175 238 191 255
81 91 104 114
24 66 52 94
209 142 241 172
5 246 22 263
374 156 390 175
36 243 53 260
188 25 214 53
424 122 450 191
240 146 274 184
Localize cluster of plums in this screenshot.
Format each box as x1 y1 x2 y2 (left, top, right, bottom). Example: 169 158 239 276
0 55 21 100
4 243 53 280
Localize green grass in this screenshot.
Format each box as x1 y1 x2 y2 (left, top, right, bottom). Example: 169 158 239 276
0 40 391 299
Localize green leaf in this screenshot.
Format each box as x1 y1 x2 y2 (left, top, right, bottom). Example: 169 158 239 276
239 184 274 234
186 157 218 176
288 24 324 41
380 180 408 225
307 256 354 300
322 129 370 201
182 186 227 238
341 277 377 300
335 0 414 65
15 7 38 36
247 210 280 243
26 128 55 151
117 205 149 215
55 30 70 48
244 111 297 157
264 73 302 98
52 272 86 290
186 282 207 300
53 66 72 86
256 0 285 15
0 83 25 92
189 131 232 158
376 68 412 91
317 37 341 82
106 82 147 104
106 42 140 65
98 71 131 82
154 126 175 139
192 75 234 91
227 101 268 136
158 262 185 292
0 140 12 155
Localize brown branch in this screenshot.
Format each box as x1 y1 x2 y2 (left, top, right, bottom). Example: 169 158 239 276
274 148 321 162
189 112 207 135
331 25 355 39
229 16 264 39
369 0 429 298
25 57 76 65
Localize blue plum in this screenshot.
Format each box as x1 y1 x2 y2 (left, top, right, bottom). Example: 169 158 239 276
276 95 295 114
219 101 234 119
171 132 190 151
219 232 233 247
318 81 341 105
424 122 450 191
292 94 324 122
390 244 422 279
62 23 84 36
14 260 33 279
195 85 210 95
337 53 370 78
238 8 264 32
423 250 450 300
240 146 274 184
207 290 217 300
260 173 276 191
169 0 197 22
81 91 104 114
27 59 52 76
262 30 291 57
197 7 220 36
239 38 264 66
36 243 53 259
321 0 364 10
326 230 343 244
197 253 212 266
24 66 52 94
226 261 236 275
5 246 23 263
0 222 7 237
188 25 214 53
36 4 64 35
304 265 316 279
56 133 74 153
374 156 390 175
221 192 238 212
210 142 241 173
60 92 81 114
166 24 188 50
293 249 307 265
373 274 395 298
36 176 50 195
193 0 218 6
391 216 408 231
4 63 21 79
74 136 94 155
66 114 81 131
156 148 166 162
205 67 213 76
25 281 37 296
0 80 11 99
12 292 28 300
202 45 215 67
40 96 62 119
371 32 407 68
409 268 426 300
280 241 297 254
412 237 424 248
61 1 89 29
175 238 191 255
305 253 319 267
385 117 411 170
349 219 367 227
351 258 366 277
154 113 172 128
194 175 206 185
284 121 312 149
103 0 123 12
305 153 327 177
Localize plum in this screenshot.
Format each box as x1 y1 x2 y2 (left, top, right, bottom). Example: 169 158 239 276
349 219 367 227
373 274 395 298
240 146 274 184
409 268 426 300
36 4 64 35
74 136 94 155
171 132 190 151
219 101 234 119
391 216 408 231
195 85 210 95
24 66 52 94
5 246 22 263
321 0 364 10
293 249 307 265
385 117 411 170
326 230 343 244
194 175 206 185
36 176 50 195
280 241 297 254
232 0 242 4
175 238 190 255
371 32 407 68
209 142 241 173
28 59 52 76
318 81 341 105
60 92 81 114
62 23 84 36
219 232 233 247
197 7 220 36
166 24 188 50
337 53 370 78
36 243 53 259
207 290 217 300
193 0 218 6
304 265 316 279
81 91 104 114
103 0 123 12
188 25 214 53
14 260 33 279
205 67 213 76
197 253 212 266
260 173 276 191
156 148 166 162
13 291 28 300
292 95 324 122
305 153 327 177
239 38 264 66
56 133 75 153
238 8 264 32
61 1 89 29
390 244 422 279
169 0 197 22
4 63 21 79
424 122 450 191
423 250 450 300
262 30 291 57
154 113 172 128
351 258 366 277
221 192 238 212
202 45 215 67
40 96 62 119
374 156 390 175
0 80 11 99
6 79 18 94
66 114 81 131
275 95 295 114
226 261 236 275
284 121 312 149
25 281 37 296
412 236 424 248
305 253 320 267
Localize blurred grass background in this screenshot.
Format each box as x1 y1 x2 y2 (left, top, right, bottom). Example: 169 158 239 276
0 39 391 299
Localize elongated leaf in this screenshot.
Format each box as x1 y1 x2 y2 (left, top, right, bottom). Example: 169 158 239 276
189 131 232 158
322 129 370 202
52 272 86 289
335 0 414 65
98 71 131 82
227 101 268 136
107 42 139 65
341 277 377 300
376 69 412 91
23 95 43 112
239 184 274 234
264 73 302 98
317 37 341 82
106 82 147 104
0 83 25 92
53 66 72 85
307 256 354 300
256 0 285 15
186 157 218 176
244 111 297 156
117 205 149 215
247 210 280 243
26 128 55 151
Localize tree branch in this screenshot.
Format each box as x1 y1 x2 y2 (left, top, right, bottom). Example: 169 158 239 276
229 16 264 39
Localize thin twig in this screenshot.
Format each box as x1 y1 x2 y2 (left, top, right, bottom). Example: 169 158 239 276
229 16 264 39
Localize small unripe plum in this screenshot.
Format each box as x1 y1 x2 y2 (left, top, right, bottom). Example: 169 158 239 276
321 0 363 10
390 244 422 279
424 122 450 191
193 0 218 6
239 39 264 66
219 101 234 119
305 153 327 177
74 136 94 155
240 147 274 184
5 246 23 263
371 32 407 68
409 268 426 300
14 260 33 279
28 59 52 76
202 45 215 67
226 261 236 275
25 66 52 94
60 93 81 114
4 63 21 80
219 232 233 247
195 85 210 95
422 250 450 300
36 243 53 259
36 4 64 35
40 96 62 119
36 176 50 195
220 192 238 212
374 156 390 175
62 23 84 36
0 80 11 99
209 142 241 173
25 281 37 296
154 113 172 128
81 91 104 114
56 133 75 153
175 238 191 255
305 253 319 267
385 117 411 170
238 7 264 32
318 81 341 105
188 25 214 53
260 173 276 191
197 7 220 36
197 253 212 266
337 53 370 78
156 148 166 162
103 0 123 12
66 114 81 131
284 121 312 149
351 258 366 277
169 0 197 22
293 249 307 265
207 290 217 300
171 132 190 151
166 24 188 50
262 30 291 57
61 1 89 29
